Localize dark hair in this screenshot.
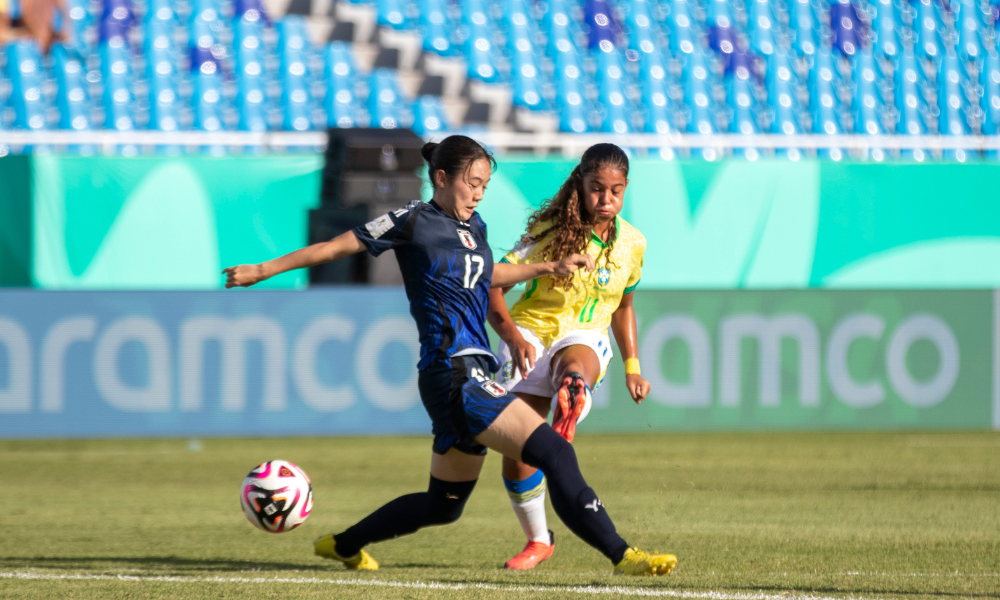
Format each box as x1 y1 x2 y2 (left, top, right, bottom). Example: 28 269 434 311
522 143 629 289
421 135 496 188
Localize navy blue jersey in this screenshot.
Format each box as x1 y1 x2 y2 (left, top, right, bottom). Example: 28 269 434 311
353 200 496 371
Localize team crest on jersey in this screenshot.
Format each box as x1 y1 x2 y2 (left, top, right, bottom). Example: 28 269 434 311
457 228 477 250
501 361 513 381
598 268 611 286
481 381 507 397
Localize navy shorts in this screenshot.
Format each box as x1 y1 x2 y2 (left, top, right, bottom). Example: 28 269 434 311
418 354 516 456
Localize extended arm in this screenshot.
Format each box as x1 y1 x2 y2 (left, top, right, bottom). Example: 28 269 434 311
223 230 366 288
610 292 651 403
491 254 594 288
488 287 535 378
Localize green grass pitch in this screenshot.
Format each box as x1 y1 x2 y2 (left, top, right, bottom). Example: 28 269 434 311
1 432 997 600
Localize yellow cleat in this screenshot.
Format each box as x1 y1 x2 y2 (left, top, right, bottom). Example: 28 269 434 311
613 547 677 576
314 534 379 570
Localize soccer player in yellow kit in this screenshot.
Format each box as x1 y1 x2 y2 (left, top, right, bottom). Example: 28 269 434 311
488 143 658 570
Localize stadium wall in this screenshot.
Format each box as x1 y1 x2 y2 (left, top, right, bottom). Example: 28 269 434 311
3 156 1000 289
0 289 997 438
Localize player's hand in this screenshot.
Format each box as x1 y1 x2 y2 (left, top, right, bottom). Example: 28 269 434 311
223 264 266 288
504 331 536 379
625 373 650 404
553 253 595 277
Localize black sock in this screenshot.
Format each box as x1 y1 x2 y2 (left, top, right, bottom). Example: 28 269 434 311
333 476 476 558
520 424 630 565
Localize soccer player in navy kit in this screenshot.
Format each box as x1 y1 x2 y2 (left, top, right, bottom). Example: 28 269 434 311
223 135 676 576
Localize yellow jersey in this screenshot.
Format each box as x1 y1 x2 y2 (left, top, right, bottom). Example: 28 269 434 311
501 216 645 347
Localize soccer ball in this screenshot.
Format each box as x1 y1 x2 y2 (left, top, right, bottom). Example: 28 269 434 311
240 460 313 533
551 382 593 424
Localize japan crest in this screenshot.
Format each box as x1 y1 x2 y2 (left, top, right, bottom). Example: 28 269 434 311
481 381 507 398
457 229 477 250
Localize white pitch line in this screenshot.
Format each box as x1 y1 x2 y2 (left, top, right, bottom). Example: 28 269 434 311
0 570 888 600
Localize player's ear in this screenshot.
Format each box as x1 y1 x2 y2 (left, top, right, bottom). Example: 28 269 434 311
433 168 448 189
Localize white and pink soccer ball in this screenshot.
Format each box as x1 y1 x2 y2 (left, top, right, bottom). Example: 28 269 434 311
240 460 313 533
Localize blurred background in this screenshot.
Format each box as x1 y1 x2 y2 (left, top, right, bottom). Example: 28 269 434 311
1 0 999 441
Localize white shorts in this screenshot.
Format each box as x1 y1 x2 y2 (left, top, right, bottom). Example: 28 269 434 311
496 326 613 398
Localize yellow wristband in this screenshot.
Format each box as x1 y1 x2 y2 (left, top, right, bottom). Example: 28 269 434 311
624 358 641 375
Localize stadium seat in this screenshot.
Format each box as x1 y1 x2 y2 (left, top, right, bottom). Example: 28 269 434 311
789 0 818 56
913 0 944 61
506 0 547 110
462 0 501 83
278 17 315 131
938 51 969 137
418 0 452 55
376 0 409 30
956 0 984 59
829 0 863 57
668 0 698 56
979 51 1000 135
235 18 268 131
325 42 361 128
870 0 900 58
51 45 90 131
100 41 135 130
5 41 49 131
748 0 778 56
367 67 408 129
411 95 449 135
584 0 618 51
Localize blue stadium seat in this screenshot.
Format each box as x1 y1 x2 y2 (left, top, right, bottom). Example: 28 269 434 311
829 0 863 57
235 18 268 131
584 0 617 51
5 41 49 130
411 95 449 135
707 0 738 60
810 47 843 135
278 17 315 131
553 45 590 132
325 42 361 128
870 0 900 58
462 0 501 82
895 49 929 159
938 51 969 136
980 51 1000 135
682 48 718 134
669 0 698 56
418 0 452 55
789 0 818 56
99 0 134 45
853 49 885 136
956 0 984 59
377 0 409 30
66 0 95 52
145 29 181 131
543 0 578 58
506 0 546 109
367 68 407 129
100 41 135 130
913 0 943 61
748 0 778 56
52 45 90 131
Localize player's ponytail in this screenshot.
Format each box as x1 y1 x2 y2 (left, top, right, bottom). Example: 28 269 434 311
422 135 496 189
522 143 628 289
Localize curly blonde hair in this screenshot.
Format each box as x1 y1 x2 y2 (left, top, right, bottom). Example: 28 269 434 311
522 143 629 289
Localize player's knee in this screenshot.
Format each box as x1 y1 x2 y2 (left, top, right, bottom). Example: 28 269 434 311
426 477 477 525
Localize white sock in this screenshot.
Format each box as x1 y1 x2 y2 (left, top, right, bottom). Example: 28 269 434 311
503 470 550 544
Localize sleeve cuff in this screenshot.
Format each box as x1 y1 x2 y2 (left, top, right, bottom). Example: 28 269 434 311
499 256 512 264
623 279 640 295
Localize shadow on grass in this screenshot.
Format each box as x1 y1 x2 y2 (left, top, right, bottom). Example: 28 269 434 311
0 556 330 573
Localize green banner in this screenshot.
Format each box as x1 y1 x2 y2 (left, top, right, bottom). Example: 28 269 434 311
574 290 999 432
5 156 1000 289
28 155 322 289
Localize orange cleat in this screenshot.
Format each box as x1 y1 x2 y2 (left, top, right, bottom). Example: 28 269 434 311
552 373 587 443
504 531 555 570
